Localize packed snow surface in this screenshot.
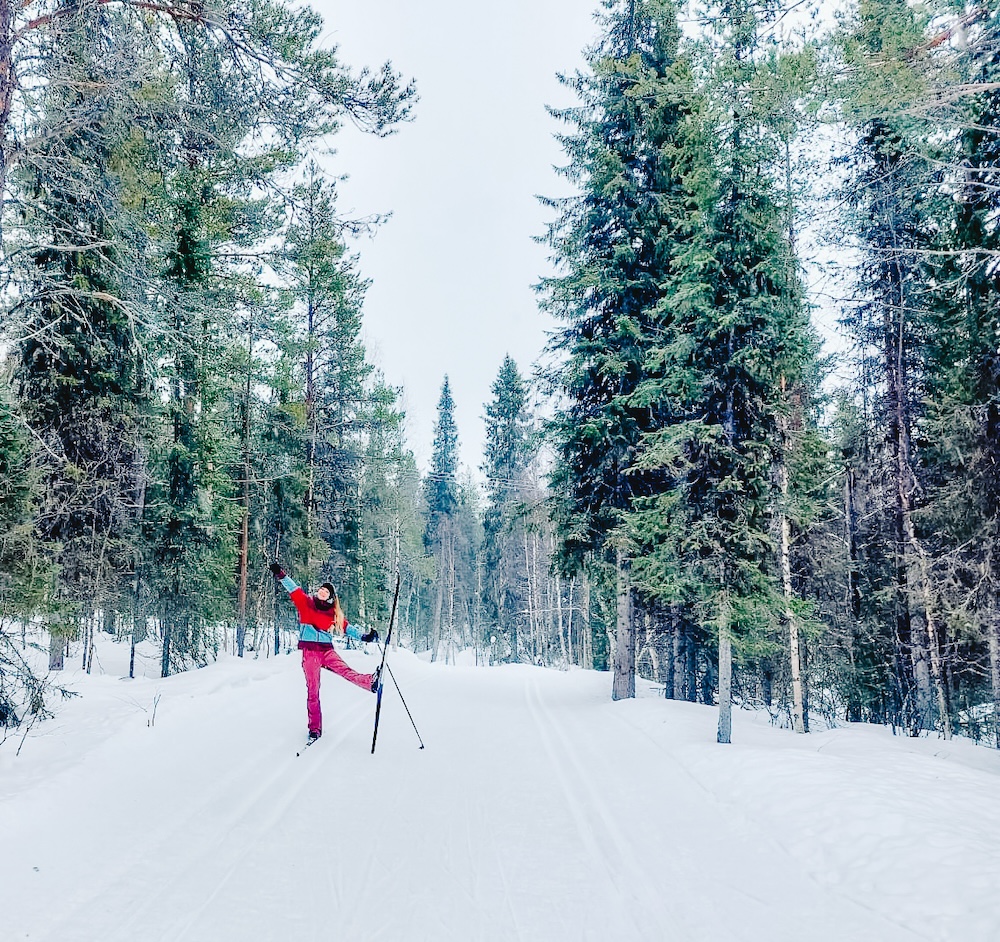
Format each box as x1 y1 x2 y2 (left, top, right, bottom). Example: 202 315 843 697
2 640 1000 942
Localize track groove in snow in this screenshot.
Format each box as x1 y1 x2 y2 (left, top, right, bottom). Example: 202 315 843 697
606 707 932 941
524 678 697 942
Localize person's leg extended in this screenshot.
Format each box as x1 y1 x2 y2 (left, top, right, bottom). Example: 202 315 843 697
320 645 374 691
302 648 323 734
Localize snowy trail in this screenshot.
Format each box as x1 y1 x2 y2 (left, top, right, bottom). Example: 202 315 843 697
3 645 1000 941
525 677 920 942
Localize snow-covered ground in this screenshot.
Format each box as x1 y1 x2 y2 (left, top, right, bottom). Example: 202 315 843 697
2 639 1000 942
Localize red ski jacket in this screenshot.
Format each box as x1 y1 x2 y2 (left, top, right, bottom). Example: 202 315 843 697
277 575 361 649
290 586 347 638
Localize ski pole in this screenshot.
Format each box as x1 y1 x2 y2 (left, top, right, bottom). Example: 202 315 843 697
371 574 400 755
373 650 425 750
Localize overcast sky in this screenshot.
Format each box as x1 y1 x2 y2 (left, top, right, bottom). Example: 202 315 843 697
312 0 599 474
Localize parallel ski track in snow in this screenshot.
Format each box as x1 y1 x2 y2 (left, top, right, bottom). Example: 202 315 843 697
608 708 932 942
524 676 930 942
38 698 373 942
524 678 719 942
6 654 972 942
166 702 375 942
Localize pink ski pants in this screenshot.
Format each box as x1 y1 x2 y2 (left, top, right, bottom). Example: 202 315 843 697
302 645 372 734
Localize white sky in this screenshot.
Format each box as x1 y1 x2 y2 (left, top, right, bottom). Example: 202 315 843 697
312 0 599 474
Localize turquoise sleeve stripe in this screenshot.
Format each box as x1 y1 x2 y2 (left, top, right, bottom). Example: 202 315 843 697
280 575 298 593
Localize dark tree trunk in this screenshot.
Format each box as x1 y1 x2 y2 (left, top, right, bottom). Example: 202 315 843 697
671 615 685 700
662 607 675 699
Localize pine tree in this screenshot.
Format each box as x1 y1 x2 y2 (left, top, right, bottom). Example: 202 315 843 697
136 1 412 674
915 5 1000 743
626 0 815 742
425 377 460 660
355 379 414 629
276 164 374 608
542 0 695 700
1 0 416 687
481 355 534 661
835 0 953 735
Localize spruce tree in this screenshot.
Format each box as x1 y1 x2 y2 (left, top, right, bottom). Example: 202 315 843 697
626 0 815 742
425 377 460 660
834 0 953 734
1 0 415 684
0 381 58 722
542 0 695 700
13 2 151 669
481 355 534 661
916 5 1000 743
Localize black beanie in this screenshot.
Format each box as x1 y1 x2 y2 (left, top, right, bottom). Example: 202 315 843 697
314 582 337 611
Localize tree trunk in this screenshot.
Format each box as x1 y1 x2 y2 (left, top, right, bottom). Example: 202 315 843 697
523 529 535 661
717 592 733 744
556 572 567 664
447 526 456 664
304 291 318 571
48 629 64 671
777 420 805 733
672 616 685 700
430 521 446 662
161 619 172 678
566 577 575 666
0 1 14 253
989 593 1000 749
663 608 675 698
903 513 951 738
611 549 635 700
883 236 935 731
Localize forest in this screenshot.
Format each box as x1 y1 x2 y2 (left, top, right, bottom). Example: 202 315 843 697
1 0 999 748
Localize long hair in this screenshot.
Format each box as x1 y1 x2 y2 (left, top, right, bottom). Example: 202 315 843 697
332 594 346 633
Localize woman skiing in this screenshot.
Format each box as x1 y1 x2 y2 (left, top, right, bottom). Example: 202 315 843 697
269 562 380 742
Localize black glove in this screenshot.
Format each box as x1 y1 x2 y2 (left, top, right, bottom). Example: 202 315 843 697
360 628 379 644
269 562 286 580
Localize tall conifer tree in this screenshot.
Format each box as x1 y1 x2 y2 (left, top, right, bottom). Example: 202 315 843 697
425 377 459 660
481 355 534 660
542 0 694 700
626 0 815 741
835 0 952 734
14 3 150 667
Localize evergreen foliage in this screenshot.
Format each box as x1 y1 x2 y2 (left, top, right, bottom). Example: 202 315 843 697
14 3 151 662
481 356 535 660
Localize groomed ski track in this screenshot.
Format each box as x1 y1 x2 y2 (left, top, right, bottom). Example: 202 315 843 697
3 647 1000 942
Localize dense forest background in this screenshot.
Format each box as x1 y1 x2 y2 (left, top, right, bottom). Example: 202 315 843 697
2 0 999 747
